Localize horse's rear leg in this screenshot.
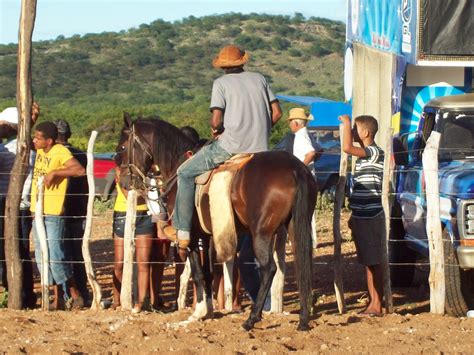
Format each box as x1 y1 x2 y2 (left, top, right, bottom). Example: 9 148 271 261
187 248 213 321
242 234 277 331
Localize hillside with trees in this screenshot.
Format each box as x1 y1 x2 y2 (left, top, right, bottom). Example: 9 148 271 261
0 13 345 151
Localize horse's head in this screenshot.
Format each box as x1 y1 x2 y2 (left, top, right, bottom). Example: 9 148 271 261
115 112 154 191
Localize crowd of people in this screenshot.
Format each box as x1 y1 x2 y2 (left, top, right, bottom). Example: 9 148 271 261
0 44 386 317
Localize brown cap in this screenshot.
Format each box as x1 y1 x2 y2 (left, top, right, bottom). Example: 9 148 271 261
212 45 249 68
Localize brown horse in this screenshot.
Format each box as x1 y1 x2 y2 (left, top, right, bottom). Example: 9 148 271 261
116 114 317 331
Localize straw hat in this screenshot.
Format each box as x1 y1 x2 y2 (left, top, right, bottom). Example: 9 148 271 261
288 108 313 121
212 45 249 68
0 107 19 124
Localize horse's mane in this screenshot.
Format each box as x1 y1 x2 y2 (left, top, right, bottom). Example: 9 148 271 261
134 117 197 178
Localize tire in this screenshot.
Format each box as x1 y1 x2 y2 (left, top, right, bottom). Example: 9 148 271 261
444 231 474 317
389 202 416 287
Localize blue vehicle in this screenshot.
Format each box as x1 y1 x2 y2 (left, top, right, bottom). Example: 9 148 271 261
275 95 351 195
391 93 474 316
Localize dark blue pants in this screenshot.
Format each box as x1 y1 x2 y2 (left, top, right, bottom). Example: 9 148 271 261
238 234 271 311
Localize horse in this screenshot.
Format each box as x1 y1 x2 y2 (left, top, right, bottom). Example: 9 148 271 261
116 113 318 331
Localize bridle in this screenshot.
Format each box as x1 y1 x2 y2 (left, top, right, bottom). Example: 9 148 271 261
121 122 198 203
121 122 154 192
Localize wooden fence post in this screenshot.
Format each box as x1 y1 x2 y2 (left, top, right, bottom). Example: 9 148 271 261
270 226 286 313
381 128 394 313
332 124 347 314
120 190 137 310
81 131 103 310
4 0 37 310
223 258 234 311
177 258 191 310
34 177 49 310
422 131 445 314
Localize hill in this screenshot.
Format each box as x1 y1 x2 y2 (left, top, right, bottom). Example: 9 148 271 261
0 13 345 151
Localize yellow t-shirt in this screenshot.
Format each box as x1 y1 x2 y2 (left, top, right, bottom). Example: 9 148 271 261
30 144 73 215
113 183 148 212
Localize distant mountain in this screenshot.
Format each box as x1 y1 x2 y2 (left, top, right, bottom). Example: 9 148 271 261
0 13 345 151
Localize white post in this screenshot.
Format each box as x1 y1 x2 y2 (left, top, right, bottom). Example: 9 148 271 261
34 176 49 310
381 128 394 313
422 131 445 314
82 131 103 310
120 190 137 310
332 124 347 314
223 258 234 311
270 226 286 313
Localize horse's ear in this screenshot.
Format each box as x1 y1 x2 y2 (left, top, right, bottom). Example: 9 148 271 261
123 112 132 128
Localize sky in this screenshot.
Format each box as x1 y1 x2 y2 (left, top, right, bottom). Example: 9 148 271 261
1 0 347 44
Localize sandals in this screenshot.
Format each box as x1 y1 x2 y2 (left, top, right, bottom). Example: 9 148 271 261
66 295 85 311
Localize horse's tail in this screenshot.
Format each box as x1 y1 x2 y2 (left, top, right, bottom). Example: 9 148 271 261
290 165 316 318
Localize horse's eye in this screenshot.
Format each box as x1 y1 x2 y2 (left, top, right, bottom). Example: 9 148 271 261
120 146 126 151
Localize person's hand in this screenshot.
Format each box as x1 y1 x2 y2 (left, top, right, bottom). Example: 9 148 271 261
338 114 351 124
211 128 221 139
44 171 58 189
32 102 40 124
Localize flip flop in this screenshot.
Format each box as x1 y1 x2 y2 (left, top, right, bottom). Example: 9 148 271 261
358 310 383 317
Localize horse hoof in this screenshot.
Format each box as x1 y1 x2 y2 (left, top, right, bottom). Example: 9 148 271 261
241 320 254 331
297 323 311 332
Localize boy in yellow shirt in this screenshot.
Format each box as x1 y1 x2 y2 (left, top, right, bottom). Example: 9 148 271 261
31 122 85 310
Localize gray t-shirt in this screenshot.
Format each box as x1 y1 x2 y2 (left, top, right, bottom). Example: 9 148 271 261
210 71 277 154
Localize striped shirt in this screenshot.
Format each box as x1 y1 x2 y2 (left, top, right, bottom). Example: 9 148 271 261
349 144 384 218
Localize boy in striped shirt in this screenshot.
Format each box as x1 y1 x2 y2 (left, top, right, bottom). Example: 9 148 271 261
340 114 385 316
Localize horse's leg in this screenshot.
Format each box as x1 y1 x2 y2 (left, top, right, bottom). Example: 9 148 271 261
187 247 213 321
270 225 286 313
242 233 277 331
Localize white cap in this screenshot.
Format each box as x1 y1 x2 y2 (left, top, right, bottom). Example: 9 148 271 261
0 107 19 124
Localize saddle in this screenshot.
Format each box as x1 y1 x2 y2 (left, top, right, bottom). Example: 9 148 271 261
195 153 253 262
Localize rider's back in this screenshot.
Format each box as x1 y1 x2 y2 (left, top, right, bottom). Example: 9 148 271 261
211 71 276 154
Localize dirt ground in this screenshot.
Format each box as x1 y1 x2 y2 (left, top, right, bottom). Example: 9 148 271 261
1 208 473 353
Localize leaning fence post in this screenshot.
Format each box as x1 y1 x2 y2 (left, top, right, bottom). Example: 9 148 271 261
332 124 347 314
422 131 445 314
34 176 49 310
381 128 394 313
82 130 103 310
120 190 137 310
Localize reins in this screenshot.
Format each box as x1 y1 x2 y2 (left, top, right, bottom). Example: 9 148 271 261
125 121 211 204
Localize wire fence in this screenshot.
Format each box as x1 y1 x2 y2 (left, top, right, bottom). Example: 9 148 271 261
1 135 473 313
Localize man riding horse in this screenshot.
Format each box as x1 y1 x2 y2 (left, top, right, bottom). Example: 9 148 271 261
160 44 283 252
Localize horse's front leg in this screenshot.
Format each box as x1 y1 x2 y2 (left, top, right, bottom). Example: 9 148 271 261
242 233 277 331
187 247 213 321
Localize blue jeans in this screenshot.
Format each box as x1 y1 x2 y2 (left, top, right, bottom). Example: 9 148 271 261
173 141 233 232
33 215 72 287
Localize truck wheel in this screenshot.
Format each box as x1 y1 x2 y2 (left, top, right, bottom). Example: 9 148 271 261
444 232 474 317
389 203 416 287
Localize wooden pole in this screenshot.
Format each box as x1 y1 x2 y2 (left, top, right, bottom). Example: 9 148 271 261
4 0 37 310
34 177 49 310
81 131 103 310
223 258 234 311
120 190 137 310
422 131 445 314
270 226 286 313
381 128 394 313
332 124 347 314
177 258 191 310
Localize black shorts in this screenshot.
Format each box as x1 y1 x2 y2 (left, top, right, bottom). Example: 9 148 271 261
113 211 154 238
349 212 385 266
